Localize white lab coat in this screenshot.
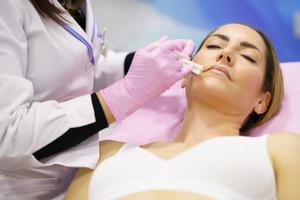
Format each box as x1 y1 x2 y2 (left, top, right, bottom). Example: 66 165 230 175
0 0 127 199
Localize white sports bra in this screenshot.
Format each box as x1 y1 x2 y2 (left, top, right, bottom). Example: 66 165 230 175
89 135 277 200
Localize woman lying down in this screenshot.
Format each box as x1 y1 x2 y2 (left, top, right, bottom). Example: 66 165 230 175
65 23 300 200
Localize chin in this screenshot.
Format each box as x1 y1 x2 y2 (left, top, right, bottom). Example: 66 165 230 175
188 76 231 99
191 75 230 91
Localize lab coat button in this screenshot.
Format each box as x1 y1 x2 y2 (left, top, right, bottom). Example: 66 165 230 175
86 63 93 72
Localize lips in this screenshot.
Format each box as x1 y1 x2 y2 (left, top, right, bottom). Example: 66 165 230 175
204 65 232 80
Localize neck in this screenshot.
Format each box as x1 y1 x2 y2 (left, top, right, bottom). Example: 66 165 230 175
174 104 241 145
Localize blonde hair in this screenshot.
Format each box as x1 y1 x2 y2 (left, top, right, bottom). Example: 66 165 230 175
239 29 284 133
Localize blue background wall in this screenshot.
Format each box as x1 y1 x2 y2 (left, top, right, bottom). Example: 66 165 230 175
92 0 300 62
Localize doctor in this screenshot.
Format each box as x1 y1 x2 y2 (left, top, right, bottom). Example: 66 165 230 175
0 0 194 199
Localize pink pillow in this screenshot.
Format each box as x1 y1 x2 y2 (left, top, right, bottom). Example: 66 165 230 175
247 62 300 136
100 62 300 144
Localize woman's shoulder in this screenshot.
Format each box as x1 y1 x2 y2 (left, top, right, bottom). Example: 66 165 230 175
268 131 300 150
2 0 29 13
267 133 300 198
267 132 300 169
65 141 124 200
1 0 35 30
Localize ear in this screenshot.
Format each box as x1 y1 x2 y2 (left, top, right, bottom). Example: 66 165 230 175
254 91 271 115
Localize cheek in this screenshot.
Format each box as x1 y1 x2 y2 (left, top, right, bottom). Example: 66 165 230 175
236 68 264 94
193 49 214 64
193 52 202 63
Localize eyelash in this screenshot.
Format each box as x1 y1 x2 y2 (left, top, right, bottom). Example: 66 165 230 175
241 55 256 64
206 44 221 49
206 45 257 64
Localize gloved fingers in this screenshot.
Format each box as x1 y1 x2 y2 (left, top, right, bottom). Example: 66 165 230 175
165 50 192 61
160 39 195 53
176 61 193 76
181 40 195 56
179 58 204 75
165 51 182 60
179 64 193 76
143 36 168 52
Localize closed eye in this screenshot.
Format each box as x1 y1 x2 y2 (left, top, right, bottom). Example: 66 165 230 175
241 54 256 64
206 45 221 49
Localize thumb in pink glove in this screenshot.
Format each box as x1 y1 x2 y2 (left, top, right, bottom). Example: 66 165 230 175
100 37 195 122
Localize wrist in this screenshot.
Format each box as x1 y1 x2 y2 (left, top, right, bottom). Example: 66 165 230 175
124 51 136 76
96 91 116 124
99 79 141 122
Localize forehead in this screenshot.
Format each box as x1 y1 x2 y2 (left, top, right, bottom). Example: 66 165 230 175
211 24 266 53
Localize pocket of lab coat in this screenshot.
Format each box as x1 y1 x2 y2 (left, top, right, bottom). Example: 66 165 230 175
0 175 58 199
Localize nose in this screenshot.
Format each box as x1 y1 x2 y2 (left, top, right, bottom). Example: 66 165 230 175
216 50 234 66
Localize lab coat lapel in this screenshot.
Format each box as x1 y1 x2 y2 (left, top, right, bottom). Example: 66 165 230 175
53 0 96 64
84 0 107 64
85 0 97 43
54 0 92 48
64 15 91 47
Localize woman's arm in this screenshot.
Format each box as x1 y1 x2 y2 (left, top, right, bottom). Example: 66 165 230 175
269 132 300 199
65 141 124 200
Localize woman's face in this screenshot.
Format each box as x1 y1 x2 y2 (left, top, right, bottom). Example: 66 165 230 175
187 24 269 116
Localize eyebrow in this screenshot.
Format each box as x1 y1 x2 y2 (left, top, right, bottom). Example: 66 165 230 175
209 33 261 53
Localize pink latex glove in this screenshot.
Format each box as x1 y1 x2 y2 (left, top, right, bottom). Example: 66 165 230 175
100 37 195 122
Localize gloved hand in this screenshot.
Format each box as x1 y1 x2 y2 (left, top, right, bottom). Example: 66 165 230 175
100 37 195 122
